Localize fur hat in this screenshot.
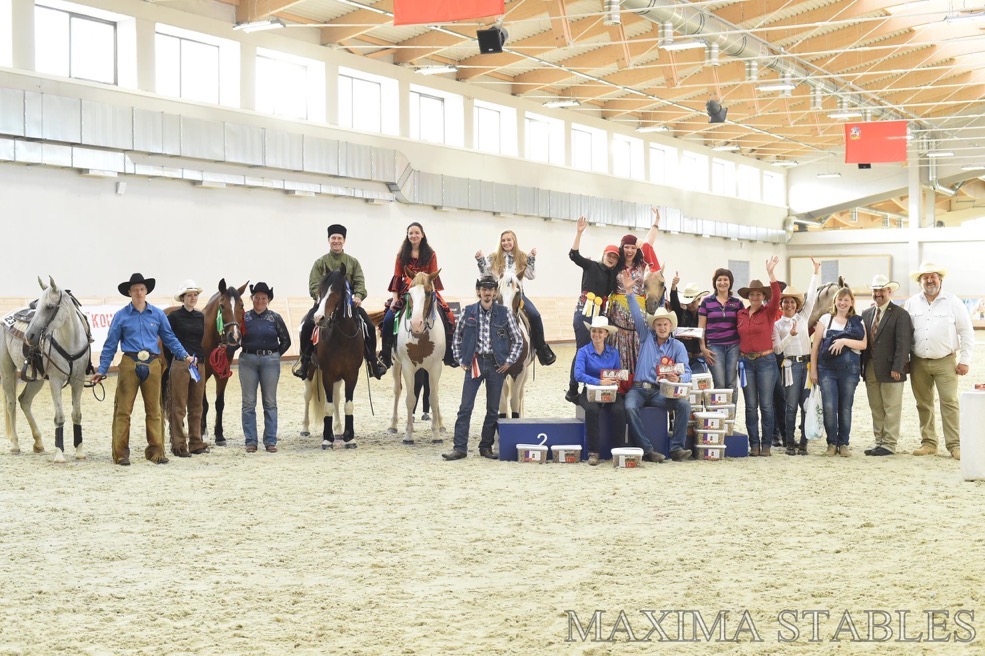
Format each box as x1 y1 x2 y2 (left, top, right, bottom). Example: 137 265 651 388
910 262 947 282
326 224 347 239
118 273 155 297
868 274 900 293
584 316 618 335
174 279 204 302
249 282 274 300
646 306 678 331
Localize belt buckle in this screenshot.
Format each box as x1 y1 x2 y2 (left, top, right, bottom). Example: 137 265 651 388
137 349 151 362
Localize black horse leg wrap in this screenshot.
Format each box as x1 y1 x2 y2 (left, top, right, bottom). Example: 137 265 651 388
73 424 83 448
55 426 64 452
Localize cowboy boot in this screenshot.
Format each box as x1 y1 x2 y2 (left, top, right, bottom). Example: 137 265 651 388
292 346 312 380
441 311 457 367
380 329 394 368
528 320 556 366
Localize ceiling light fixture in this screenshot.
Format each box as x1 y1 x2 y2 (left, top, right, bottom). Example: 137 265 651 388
661 39 707 51
233 17 285 33
543 98 580 108
961 164 985 171
817 172 842 179
944 11 985 23
772 160 798 168
636 125 670 133
926 151 954 158
712 143 739 152
415 64 458 76
829 109 863 120
756 75 796 93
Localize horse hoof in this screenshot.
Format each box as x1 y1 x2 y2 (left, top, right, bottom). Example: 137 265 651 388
53 450 66 464
214 438 227 447
33 446 45 454
10 447 20 455
387 428 398 434
300 431 310 437
402 439 415 445
344 443 358 449
431 439 443 444
421 413 430 421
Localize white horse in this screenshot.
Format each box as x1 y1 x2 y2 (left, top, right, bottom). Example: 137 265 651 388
387 269 445 444
0 277 92 462
808 276 851 334
497 272 534 419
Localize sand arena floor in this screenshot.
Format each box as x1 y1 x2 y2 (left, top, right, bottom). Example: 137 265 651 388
1 344 984 655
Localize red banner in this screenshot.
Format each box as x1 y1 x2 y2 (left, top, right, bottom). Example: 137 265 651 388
393 0 504 26
844 120 908 164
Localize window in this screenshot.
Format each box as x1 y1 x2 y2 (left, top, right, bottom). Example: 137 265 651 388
737 165 761 202
649 143 678 186
762 170 785 206
612 134 644 179
256 48 325 121
338 67 398 135
473 99 517 156
35 1 118 84
711 158 736 196
570 123 607 172
524 113 564 165
679 152 708 191
409 85 463 146
155 24 239 106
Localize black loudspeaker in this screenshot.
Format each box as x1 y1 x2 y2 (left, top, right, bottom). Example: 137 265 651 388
858 163 872 169
477 26 507 54
706 99 728 124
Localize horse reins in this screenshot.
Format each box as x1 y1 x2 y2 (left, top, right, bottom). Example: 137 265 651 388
31 292 104 400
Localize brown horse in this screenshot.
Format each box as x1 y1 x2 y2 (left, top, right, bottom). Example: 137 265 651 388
311 267 364 449
163 279 247 446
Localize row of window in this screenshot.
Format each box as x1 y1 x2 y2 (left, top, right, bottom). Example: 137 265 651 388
24 0 784 204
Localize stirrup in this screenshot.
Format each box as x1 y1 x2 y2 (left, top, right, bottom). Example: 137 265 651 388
19 361 38 383
292 354 309 379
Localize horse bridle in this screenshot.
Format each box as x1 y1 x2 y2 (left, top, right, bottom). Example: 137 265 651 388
401 287 437 332
217 296 242 348
31 290 92 382
320 283 361 340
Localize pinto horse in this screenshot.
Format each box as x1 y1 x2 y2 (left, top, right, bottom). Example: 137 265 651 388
309 266 364 449
497 272 534 419
388 269 445 444
0 277 91 462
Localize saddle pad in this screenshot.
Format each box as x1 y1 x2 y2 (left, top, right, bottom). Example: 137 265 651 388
2 309 31 341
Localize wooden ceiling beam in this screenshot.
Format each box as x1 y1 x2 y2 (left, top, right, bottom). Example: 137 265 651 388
546 0 573 47
236 0 307 23
319 0 395 45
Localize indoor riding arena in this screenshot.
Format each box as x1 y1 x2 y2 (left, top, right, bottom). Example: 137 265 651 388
2 0 984 654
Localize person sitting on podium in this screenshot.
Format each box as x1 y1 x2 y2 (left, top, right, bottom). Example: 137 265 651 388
574 316 626 466
619 270 692 463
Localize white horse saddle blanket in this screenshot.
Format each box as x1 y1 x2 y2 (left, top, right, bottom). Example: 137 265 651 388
2 308 34 341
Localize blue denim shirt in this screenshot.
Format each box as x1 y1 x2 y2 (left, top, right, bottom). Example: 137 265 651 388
98 303 188 374
627 294 691 385
574 343 621 386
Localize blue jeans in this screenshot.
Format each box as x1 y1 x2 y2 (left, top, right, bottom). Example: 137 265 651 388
453 355 505 453
239 352 280 446
818 362 860 447
625 385 689 454
689 356 709 376
780 359 809 447
708 343 738 394
740 355 778 447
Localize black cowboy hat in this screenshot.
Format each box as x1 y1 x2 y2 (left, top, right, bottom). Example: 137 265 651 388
326 224 347 238
249 282 274 300
476 276 498 289
118 273 155 297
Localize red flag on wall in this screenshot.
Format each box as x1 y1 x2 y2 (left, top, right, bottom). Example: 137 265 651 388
393 0 504 26
844 120 908 164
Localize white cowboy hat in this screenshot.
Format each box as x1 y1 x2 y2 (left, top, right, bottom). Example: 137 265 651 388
174 279 204 302
645 306 679 331
868 274 900 293
584 315 618 335
678 283 709 304
779 286 806 310
911 261 947 282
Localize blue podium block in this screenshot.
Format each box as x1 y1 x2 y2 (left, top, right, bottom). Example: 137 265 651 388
575 406 669 459
640 407 670 456
725 432 749 458
498 418 586 461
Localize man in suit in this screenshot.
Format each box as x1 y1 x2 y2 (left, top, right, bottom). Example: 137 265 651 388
861 274 912 456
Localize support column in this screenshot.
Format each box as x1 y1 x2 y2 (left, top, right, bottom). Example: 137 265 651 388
11 0 34 71
240 42 257 111
134 18 156 93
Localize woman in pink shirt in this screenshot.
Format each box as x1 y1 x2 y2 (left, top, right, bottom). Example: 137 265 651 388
736 256 781 456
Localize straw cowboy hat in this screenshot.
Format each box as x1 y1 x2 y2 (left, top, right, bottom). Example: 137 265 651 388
737 279 775 300
868 274 900 293
249 282 274 300
118 273 155 297
173 279 204 302
779 286 806 310
678 283 709 304
584 316 618 335
910 261 947 282
646 306 679 331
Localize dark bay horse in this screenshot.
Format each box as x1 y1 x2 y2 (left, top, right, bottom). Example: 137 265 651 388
311 266 364 449
164 279 247 446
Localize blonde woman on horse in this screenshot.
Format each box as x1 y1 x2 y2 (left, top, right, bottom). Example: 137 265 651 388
475 229 555 366
380 222 456 369
605 209 663 387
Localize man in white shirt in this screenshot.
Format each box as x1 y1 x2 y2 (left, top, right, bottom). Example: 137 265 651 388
904 262 974 460
861 275 912 456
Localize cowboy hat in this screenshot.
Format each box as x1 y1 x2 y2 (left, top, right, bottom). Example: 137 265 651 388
118 273 155 297
678 283 709 305
645 306 679 331
476 276 498 289
249 282 274 300
173 279 204 302
584 316 618 335
868 274 900 293
911 261 947 282
737 279 774 300
779 286 806 310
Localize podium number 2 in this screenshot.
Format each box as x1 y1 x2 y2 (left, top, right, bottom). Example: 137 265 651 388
537 432 547 446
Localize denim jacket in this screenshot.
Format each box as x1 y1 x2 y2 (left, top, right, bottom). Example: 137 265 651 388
455 303 520 368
